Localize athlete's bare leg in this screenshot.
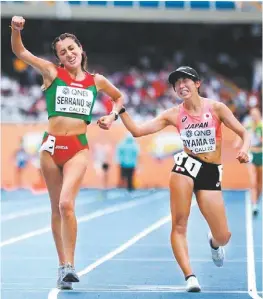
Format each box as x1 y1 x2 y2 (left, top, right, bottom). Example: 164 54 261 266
40 151 65 265
195 190 231 248
15 167 23 188
255 166 262 202
247 163 259 205
60 149 89 266
169 172 194 277
103 170 109 190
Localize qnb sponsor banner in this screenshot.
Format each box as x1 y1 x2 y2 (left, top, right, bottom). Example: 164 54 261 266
180 128 216 154
55 86 93 115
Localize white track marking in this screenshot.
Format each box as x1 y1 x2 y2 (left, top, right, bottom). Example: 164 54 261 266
48 199 197 298
48 215 171 299
246 191 262 299
1 198 98 222
2 287 249 294
1 190 161 222
0 194 162 247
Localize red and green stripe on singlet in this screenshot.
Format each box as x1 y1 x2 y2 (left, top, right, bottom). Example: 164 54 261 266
44 67 98 124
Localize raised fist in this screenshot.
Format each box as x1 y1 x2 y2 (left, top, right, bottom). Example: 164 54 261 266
11 16 25 31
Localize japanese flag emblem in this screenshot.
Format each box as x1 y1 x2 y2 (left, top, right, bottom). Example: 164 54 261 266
176 166 185 172
204 113 211 119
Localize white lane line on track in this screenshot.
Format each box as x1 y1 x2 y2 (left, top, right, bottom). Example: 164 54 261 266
1 190 162 222
0 193 163 247
2 286 252 294
48 215 172 299
3 257 257 262
48 200 197 299
1 197 98 222
246 191 262 299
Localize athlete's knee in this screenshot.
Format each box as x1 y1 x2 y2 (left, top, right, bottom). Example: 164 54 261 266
51 209 61 219
214 231 231 246
59 199 74 216
50 202 61 218
171 216 188 235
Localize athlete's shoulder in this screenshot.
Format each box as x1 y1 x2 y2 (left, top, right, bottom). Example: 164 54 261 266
55 66 70 81
93 73 104 82
160 106 180 126
204 99 227 122
83 71 96 82
93 73 108 90
56 66 66 75
164 105 180 116
85 71 96 77
209 99 225 112
202 97 219 108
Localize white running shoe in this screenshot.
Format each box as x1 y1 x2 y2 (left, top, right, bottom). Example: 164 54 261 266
186 276 201 292
57 265 73 290
62 263 80 283
208 232 225 267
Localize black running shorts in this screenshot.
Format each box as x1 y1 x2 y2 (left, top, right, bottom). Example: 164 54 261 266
171 151 223 191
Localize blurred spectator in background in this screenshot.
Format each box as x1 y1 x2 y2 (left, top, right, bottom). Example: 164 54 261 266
92 139 113 191
13 137 29 188
1 20 261 123
235 107 262 216
116 134 140 191
2 64 259 123
244 107 262 216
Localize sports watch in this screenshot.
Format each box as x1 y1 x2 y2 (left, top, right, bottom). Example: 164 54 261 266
119 106 126 114
110 107 126 121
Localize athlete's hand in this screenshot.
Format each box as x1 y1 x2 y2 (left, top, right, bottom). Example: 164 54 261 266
11 16 25 31
97 114 115 130
236 150 249 163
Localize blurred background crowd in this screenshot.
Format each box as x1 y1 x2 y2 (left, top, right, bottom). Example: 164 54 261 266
1 1 262 191
1 8 262 124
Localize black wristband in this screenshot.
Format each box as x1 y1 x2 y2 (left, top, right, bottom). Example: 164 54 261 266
119 106 126 114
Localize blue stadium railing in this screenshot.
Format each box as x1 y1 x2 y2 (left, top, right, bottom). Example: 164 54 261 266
61 1 237 10
2 1 238 10
3 1 262 12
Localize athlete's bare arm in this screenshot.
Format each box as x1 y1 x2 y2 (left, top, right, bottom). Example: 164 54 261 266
94 74 124 113
11 16 56 83
214 101 250 163
94 74 124 130
119 108 176 137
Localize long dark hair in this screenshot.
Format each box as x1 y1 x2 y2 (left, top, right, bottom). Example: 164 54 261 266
52 33 88 71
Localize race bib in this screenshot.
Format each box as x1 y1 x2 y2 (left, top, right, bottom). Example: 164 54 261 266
55 86 94 115
39 135 56 155
180 128 216 154
173 152 202 178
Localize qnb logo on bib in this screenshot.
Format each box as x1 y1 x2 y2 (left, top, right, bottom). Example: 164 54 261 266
55 86 94 115
62 87 70 95
181 127 216 154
